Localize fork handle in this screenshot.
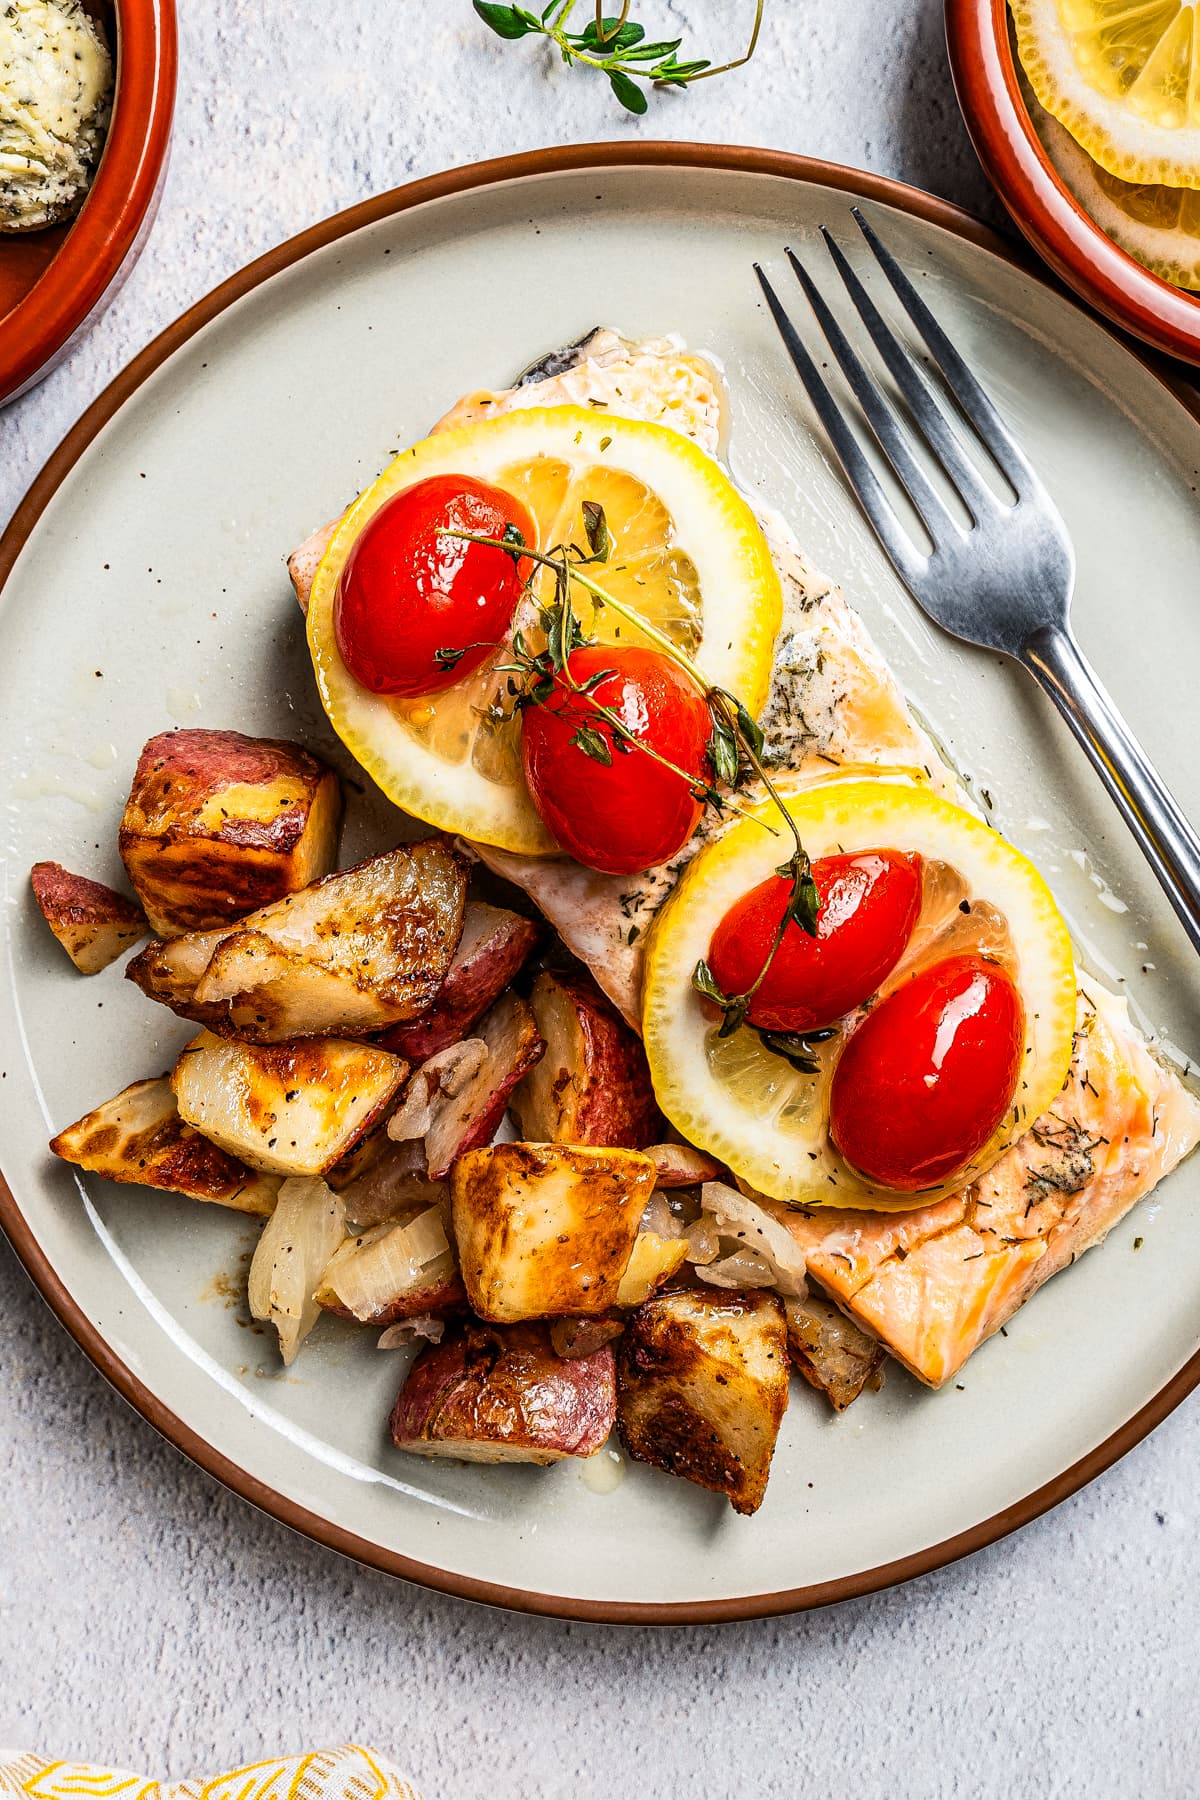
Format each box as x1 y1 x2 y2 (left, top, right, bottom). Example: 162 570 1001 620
1022 623 1200 956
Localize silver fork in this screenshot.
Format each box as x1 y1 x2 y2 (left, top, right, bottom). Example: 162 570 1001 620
754 208 1200 955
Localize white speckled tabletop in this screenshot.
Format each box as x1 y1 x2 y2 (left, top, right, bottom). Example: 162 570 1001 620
2 4 1197 1793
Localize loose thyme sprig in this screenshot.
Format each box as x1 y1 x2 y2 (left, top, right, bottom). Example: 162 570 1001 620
448 502 821 1043
472 1 764 115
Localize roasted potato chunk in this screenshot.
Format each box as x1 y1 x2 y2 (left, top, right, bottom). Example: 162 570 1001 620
513 970 665 1149
388 991 544 1181
171 1030 407 1176
452 1141 656 1323
50 1075 279 1215
380 903 539 1061
30 862 149 974
119 728 342 935
126 839 469 1040
617 1288 789 1515
785 1292 886 1413
390 1320 616 1464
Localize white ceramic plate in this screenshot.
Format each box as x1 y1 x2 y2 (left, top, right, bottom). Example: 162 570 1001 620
3 146 1199 1621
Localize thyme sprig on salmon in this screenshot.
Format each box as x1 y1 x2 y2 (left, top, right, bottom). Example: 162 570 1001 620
446 503 820 1039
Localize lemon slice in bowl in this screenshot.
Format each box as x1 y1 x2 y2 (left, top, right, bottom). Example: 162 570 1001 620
642 776 1077 1211
1012 0 1200 189
307 406 782 854
1036 91 1200 285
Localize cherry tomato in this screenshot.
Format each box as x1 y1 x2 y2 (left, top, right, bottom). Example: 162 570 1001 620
521 645 712 875
707 850 922 1033
829 952 1024 1192
333 474 535 697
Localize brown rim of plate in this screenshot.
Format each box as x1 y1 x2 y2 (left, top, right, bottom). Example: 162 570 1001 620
945 0 1200 368
3 141 1200 1624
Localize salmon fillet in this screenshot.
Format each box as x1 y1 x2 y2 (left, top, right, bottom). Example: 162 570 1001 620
288 331 1200 1388
776 982 1200 1386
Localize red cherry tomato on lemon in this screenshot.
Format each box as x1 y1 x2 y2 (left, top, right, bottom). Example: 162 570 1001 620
333 474 534 697
829 952 1024 1192
521 645 712 875
707 850 922 1033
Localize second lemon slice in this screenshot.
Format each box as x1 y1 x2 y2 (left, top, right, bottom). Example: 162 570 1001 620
1013 0 1200 188
307 406 782 854
642 776 1078 1210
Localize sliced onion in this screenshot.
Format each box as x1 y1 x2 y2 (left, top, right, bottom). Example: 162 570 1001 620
317 1205 453 1323
639 1192 680 1239
697 1245 780 1289
696 1181 808 1297
339 1137 447 1230
378 1316 446 1349
248 1175 346 1365
681 1217 721 1266
637 1192 721 1266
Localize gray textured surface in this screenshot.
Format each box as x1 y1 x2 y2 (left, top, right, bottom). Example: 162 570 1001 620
1 3 1196 1794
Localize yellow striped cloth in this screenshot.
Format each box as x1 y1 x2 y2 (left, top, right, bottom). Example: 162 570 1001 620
0 1748 422 1800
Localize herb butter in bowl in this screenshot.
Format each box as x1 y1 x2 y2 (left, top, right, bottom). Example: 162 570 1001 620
0 0 176 406
1 0 114 233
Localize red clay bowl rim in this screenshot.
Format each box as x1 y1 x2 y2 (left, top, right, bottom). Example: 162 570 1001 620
945 0 1200 365
4 142 1200 1622
0 0 178 404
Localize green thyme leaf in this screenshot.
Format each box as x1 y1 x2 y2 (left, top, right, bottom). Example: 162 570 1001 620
581 499 612 563
433 646 468 671
708 712 740 787
473 2 534 40
501 521 527 563
756 1030 822 1074
571 723 613 765
609 69 649 112
734 700 765 761
692 958 729 1007
580 16 646 50
784 852 820 937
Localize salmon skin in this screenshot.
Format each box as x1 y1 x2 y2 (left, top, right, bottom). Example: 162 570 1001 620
288 330 1200 1389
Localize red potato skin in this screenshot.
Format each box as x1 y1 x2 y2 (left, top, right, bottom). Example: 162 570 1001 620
519 970 665 1150
319 1270 467 1327
646 1143 725 1188
390 1322 616 1461
378 908 539 1062
119 728 341 934
422 995 546 1182
566 974 665 1147
30 862 148 972
448 1035 545 1165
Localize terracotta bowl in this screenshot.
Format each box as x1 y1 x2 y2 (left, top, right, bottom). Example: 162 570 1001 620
946 0 1200 366
0 0 177 407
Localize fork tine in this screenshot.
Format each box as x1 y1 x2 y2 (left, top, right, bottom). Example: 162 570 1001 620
783 246 963 545
816 228 997 521
753 263 926 585
850 207 1040 495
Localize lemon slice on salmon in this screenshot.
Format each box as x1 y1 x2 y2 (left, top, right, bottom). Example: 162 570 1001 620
1012 0 1200 189
307 407 782 854
642 776 1077 1211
